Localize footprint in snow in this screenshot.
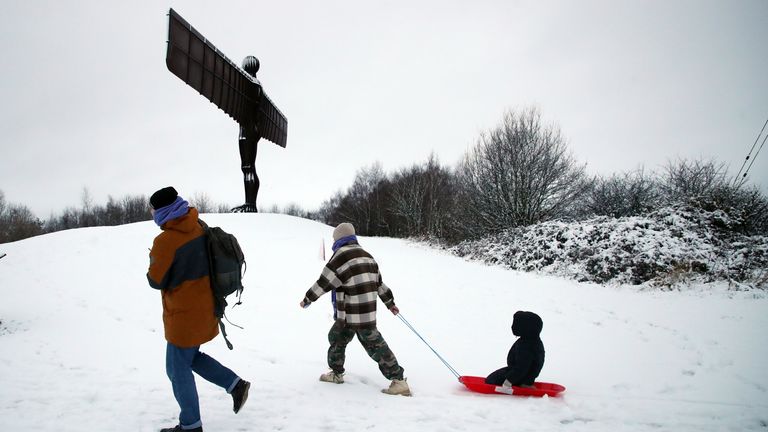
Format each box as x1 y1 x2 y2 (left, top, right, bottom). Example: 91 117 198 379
560 417 594 425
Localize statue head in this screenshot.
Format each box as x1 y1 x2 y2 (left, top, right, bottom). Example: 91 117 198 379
242 56 260 77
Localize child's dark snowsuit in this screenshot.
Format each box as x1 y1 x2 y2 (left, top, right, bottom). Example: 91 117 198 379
485 311 545 386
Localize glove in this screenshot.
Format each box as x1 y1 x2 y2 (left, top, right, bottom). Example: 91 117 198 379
299 300 311 309
389 305 400 315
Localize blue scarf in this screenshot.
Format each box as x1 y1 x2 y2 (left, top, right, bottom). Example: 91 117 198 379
153 196 189 227
330 234 358 319
332 235 358 252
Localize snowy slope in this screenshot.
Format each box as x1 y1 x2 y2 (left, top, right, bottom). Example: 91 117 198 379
0 213 766 432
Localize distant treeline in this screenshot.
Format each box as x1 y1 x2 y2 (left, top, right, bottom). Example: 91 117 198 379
0 191 144 243
0 187 316 244
2 107 767 245
317 108 768 242
0 190 211 244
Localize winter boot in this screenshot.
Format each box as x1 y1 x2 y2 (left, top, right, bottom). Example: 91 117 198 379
160 425 203 432
319 371 344 384
381 378 411 396
231 379 251 414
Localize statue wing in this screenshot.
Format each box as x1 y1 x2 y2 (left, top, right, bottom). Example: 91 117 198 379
165 8 288 148
257 91 288 148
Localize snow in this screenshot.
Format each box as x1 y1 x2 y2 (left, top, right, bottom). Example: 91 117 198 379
0 213 767 431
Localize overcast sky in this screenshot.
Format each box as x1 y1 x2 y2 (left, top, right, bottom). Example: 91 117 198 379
1 0 766 218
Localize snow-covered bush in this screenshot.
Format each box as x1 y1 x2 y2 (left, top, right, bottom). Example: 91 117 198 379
448 205 768 289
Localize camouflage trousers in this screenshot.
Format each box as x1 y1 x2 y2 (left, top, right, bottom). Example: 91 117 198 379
327 320 405 380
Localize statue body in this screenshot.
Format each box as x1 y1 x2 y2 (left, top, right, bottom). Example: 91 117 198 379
236 121 260 213
233 56 263 213
165 9 288 213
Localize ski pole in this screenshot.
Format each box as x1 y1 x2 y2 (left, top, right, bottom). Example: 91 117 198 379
396 312 461 380
0 253 6 260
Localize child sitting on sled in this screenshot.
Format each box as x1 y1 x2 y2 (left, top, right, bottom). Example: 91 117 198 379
485 311 545 388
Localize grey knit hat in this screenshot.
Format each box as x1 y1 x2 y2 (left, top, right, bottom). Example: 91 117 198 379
332 222 355 241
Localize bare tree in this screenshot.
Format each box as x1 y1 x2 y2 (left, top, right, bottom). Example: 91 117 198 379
264 203 281 214
79 187 98 227
103 196 124 225
328 163 388 235
282 202 307 217
586 168 660 217
190 192 214 213
317 191 343 225
660 158 729 204
0 191 43 243
457 107 589 234
121 195 151 223
389 165 426 235
388 153 459 239
81 187 93 213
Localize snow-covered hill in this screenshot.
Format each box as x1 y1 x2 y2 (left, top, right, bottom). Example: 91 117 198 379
0 213 766 432
450 205 768 288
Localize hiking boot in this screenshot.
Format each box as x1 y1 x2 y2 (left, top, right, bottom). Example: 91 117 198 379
381 378 411 396
160 426 202 432
231 379 251 414
319 371 344 384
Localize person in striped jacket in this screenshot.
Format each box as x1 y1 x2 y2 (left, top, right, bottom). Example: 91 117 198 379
299 222 411 396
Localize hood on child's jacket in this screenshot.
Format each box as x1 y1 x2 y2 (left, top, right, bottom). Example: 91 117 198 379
511 311 543 338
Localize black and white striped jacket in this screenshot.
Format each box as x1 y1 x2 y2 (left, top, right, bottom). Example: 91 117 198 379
303 241 395 329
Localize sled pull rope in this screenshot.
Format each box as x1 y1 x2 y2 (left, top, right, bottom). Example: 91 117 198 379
397 313 461 380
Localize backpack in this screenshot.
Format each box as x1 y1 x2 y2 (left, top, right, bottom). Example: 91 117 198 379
199 219 246 349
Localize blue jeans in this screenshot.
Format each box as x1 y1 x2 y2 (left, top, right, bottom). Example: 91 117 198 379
166 342 240 430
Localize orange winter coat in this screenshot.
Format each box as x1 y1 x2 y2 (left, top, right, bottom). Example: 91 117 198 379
147 207 218 347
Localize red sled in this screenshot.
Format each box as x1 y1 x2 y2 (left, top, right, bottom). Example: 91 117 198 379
459 376 565 397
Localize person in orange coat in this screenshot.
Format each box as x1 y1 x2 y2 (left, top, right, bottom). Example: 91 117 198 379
147 186 250 432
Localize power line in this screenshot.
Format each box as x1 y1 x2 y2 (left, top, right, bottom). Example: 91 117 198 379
742 131 768 180
735 116 768 181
